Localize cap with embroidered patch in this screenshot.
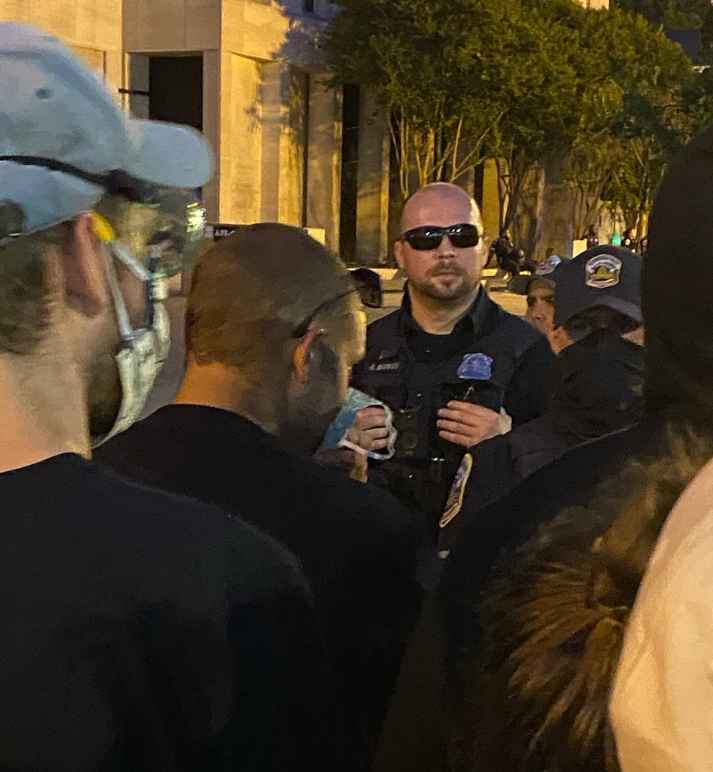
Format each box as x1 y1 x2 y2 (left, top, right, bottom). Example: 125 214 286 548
0 23 214 239
554 245 642 327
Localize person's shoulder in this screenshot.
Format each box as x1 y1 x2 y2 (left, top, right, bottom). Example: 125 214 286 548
86 460 306 593
499 425 645 513
488 298 542 345
365 308 401 342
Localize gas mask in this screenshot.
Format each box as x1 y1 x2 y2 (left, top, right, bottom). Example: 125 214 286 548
90 191 207 447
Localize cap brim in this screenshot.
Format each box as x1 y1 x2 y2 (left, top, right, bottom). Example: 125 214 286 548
126 119 214 190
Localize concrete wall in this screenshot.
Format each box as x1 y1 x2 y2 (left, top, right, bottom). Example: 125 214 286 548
305 76 342 252
0 0 124 86
123 0 219 52
221 52 264 223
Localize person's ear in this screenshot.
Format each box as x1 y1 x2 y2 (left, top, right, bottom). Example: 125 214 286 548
394 239 406 270
61 213 110 318
292 325 323 384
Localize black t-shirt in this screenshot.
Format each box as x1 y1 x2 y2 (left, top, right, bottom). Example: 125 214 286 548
95 405 426 769
0 453 333 771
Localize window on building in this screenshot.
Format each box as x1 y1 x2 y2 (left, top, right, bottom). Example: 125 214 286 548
149 56 203 133
303 0 315 12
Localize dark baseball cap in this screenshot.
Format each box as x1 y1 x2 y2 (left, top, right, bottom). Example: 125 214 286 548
554 245 642 327
509 254 563 296
526 254 564 294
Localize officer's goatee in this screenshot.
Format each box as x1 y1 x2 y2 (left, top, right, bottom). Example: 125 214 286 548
415 266 477 302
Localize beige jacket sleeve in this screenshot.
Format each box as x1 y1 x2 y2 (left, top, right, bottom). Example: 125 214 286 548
610 457 713 772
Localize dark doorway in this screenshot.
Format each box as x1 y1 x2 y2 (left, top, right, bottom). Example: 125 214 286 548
149 56 203 132
339 83 360 264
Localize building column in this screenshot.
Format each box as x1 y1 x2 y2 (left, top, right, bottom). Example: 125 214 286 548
260 61 306 226
355 88 390 265
305 75 342 252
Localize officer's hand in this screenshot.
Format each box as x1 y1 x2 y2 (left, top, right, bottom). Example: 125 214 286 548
350 406 390 453
437 402 501 449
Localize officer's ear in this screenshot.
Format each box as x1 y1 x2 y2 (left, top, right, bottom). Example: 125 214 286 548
292 324 324 384
394 239 406 270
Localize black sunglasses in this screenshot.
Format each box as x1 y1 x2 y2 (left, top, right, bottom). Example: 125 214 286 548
402 223 480 251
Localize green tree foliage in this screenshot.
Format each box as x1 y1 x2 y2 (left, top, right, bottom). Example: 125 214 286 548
566 6 697 235
493 0 627 233
324 0 711 239
324 0 531 199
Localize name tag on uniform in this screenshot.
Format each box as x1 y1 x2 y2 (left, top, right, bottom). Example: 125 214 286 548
457 353 493 380
369 361 400 372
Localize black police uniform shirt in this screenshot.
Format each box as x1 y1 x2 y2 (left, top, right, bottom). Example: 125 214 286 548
0 453 335 771
351 288 556 518
95 404 426 771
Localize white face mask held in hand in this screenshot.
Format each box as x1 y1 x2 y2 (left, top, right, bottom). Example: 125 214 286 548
320 388 397 461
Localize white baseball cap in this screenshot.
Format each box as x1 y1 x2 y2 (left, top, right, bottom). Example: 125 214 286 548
0 23 214 236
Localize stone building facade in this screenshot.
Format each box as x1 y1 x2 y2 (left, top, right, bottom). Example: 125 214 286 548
0 0 607 263
0 0 389 260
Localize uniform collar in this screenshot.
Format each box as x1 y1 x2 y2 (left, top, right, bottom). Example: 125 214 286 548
399 283 492 338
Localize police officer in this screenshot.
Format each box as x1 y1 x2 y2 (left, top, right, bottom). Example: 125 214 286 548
351 183 555 529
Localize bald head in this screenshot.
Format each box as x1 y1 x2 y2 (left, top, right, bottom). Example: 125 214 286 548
401 183 482 233
395 183 488 307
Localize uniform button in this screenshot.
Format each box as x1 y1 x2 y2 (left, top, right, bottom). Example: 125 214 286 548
407 473 415 480
416 392 423 399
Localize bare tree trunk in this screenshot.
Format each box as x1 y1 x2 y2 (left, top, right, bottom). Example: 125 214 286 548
495 156 508 233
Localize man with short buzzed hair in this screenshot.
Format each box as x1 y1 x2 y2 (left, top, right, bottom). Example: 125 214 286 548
96 223 425 770
352 182 555 531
